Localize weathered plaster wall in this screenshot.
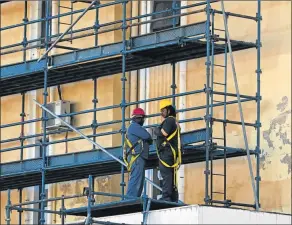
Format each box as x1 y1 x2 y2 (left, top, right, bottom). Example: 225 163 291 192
184 1 291 214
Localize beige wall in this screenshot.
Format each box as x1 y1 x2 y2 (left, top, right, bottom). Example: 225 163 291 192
1 0 291 223
183 1 291 214
0 1 29 65
1 1 131 223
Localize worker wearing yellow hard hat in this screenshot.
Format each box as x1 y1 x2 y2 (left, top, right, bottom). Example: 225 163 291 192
159 99 172 111
154 99 181 203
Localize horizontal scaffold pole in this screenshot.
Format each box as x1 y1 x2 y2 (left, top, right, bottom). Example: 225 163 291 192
37 0 98 62
0 98 255 150
32 99 160 191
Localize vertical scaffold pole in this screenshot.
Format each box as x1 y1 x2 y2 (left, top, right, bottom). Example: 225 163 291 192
204 0 212 205
19 92 26 225
23 0 28 62
6 190 11 225
94 0 99 46
40 0 51 223
92 78 98 193
86 175 93 225
20 92 26 163
171 63 176 107
57 0 60 36
120 0 127 200
70 0 73 43
256 0 262 208
61 195 65 225
172 0 176 28
223 23 228 202
92 78 98 150
210 10 215 203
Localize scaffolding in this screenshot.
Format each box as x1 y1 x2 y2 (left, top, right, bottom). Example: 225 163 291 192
0 0 262 224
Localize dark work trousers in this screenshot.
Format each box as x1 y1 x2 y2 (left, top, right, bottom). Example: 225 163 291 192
126 156 146 197
158 147 178 202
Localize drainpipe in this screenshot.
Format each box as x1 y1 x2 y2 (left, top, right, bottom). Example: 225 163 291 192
177 0 187 203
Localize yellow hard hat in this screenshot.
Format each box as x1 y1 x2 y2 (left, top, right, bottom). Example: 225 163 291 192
160 99 172 110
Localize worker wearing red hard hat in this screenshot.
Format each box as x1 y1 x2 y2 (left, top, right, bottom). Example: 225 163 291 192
124 107 153 198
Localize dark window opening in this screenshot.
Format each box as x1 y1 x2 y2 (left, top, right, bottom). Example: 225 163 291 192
151 0 181 32
41 0 52 48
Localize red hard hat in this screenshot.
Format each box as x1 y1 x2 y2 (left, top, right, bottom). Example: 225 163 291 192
132 108 146 117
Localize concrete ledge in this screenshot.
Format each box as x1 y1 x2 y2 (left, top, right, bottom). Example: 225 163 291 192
94 204 291 224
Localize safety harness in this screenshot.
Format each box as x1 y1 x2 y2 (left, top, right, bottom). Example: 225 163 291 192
123 134 143 172
156 116 182 189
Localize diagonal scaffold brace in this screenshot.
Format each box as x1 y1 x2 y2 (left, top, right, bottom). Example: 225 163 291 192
220 0 260 211
33 99 162 192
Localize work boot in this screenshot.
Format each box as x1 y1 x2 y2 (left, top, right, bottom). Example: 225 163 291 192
171 186 179 203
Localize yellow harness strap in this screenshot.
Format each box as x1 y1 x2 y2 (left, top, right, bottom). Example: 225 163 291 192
156 116 181 188
123 136 142 172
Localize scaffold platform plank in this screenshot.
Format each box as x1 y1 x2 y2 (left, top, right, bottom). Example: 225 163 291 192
65 198 185 218
0 128 255 191
0 22 255 97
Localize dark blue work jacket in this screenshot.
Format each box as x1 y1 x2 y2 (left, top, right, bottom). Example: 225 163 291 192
126 121 152 159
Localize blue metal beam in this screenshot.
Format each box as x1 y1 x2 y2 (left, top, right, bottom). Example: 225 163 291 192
0 0 10 4
0 129 205 178
65 198 185 218
0 36 255 97
0 128 255 192
1 22 206 79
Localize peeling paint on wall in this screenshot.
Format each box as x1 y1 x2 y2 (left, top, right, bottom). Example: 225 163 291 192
280 154 291 174
263 96 291 150
261 96 291 178
263 110 291 149
276 96 289 112
260 150 271 170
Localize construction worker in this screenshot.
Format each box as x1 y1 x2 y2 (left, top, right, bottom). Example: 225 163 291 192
154 99 181 202
124 108 153 197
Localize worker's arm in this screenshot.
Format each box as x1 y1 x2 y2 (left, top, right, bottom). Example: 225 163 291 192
154 128 165 137
135 125 153 144
154 117 176 137
161 128 168 137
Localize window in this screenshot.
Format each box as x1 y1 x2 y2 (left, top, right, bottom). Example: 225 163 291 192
151 0 181 32
40 0 52 48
